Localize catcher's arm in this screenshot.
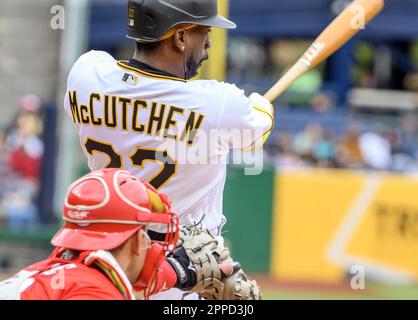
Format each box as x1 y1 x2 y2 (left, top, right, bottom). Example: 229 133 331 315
132 246 235 299
166 246 239 290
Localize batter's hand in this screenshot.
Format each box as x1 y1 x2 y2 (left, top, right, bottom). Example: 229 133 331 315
249 92 274 115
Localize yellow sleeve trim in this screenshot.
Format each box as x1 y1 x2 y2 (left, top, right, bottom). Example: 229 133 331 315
241 104 275 152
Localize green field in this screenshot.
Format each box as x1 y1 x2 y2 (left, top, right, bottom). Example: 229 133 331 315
261 283 418 300
1 271 417 300
0 227 417 300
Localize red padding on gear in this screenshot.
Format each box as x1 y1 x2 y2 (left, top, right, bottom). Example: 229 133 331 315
133 243 165 295
132 245 177 297
151 260 177 294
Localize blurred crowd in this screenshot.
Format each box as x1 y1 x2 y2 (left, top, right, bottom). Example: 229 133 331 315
266 113 418 173
0 95 44 231
228 37 418 173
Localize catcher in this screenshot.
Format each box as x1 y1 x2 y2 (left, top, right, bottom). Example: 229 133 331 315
64 0 268 300
0 168 241 300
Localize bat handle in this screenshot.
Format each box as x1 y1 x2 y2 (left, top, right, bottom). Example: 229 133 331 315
264 80 290 103
264 60 309 102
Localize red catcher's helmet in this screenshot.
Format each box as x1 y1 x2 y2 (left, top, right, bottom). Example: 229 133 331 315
51 168 179 253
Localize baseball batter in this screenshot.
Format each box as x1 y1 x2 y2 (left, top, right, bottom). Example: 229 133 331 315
64 0 273 299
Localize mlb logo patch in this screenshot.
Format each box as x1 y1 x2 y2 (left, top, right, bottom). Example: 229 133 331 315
128 6 136 27
122 73 138 85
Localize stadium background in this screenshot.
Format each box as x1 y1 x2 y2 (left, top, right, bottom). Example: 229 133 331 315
0 0 418 299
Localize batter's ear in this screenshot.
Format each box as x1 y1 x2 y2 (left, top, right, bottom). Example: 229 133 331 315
173 29 186 52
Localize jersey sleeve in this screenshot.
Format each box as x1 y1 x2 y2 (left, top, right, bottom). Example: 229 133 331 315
63 57 83 133
63 50 111 130
216 83 274 150
63 90 80 133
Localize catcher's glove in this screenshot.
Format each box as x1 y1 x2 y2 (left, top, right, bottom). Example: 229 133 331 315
166 225 261 300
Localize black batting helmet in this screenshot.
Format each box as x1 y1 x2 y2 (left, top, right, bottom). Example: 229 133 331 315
126 0 236 43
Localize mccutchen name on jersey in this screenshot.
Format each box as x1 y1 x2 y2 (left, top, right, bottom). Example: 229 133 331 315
67 90 205 146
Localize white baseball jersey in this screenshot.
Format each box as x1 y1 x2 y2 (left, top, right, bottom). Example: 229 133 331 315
64 50 273 236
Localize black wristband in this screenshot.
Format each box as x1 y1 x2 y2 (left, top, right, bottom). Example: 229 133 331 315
166 257 188 288
166 247 197 290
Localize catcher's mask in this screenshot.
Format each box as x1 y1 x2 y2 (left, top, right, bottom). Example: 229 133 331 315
52 168 179 255
126 0 236 43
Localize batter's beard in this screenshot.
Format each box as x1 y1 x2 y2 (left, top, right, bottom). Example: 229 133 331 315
184 56 208 80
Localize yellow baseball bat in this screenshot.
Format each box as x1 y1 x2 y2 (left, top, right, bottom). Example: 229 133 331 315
264 0 384 102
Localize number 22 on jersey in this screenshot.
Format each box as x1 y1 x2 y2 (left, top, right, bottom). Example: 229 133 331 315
84 137 176 189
